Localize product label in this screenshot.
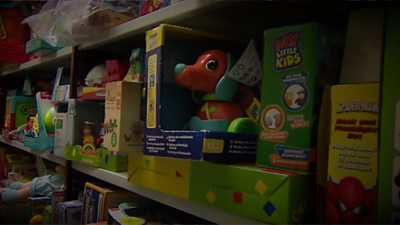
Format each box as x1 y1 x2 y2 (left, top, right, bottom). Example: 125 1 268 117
227 40 262 86
273 32 303 71
146 54 157 129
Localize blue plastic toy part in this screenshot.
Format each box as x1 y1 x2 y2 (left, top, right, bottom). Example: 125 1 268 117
227 117 258 134
189 116 229 132
215 53 239 101
174 63 186 75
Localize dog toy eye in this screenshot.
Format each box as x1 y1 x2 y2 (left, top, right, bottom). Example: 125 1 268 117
205 59 218 71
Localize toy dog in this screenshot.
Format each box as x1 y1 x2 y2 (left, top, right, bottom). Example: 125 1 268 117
174 49 256 133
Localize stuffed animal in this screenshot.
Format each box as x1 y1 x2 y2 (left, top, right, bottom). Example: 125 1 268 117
174 49 257 133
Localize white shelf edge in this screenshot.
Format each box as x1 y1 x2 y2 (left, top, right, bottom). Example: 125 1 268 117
79 0 221 50
72 162 264 225
0 136 66 166
1 47 73 76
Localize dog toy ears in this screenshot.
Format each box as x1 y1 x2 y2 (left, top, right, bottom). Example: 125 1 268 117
215 53 239 101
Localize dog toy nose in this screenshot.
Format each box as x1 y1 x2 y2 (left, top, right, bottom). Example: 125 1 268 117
175 63 186 75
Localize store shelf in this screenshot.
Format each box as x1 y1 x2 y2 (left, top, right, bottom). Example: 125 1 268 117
79 0 224 50
0 136 66 166
0 46 72 77
72 162 264 225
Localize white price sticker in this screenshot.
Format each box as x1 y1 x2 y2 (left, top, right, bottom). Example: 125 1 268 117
227 40 262 86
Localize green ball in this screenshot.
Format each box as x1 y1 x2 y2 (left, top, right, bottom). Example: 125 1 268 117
44 108 55 134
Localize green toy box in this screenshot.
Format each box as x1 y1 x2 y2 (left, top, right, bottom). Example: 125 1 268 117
257 23 335 173
65 145 127 172
377 6 400 223
189 162 313 224
26 38 62 56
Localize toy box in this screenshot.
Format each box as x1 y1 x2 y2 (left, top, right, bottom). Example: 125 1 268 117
257 23 335 173
189 161 314 224
377 6 400 223
2 96 36 140
57 200 83 225
326 83 379 224
143 24 257 162
24 92 55 151
139 0 170 16
54 99 104 157
128 151 190 199
51 190 65 224
124 48 145 82
25 38 62 56
28 196 52 225
82 182 142 223
103 81 143 152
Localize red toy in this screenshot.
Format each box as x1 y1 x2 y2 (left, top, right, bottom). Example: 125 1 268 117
326 176 376 224
102 60 129 84
175 50 256 133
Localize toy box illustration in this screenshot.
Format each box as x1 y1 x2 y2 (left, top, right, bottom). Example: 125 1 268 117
377 6 400 223
326 83 379 224
104 81 143 152
257 23 335 172
189 161 314 224
143 24 258 162
2 96 36 141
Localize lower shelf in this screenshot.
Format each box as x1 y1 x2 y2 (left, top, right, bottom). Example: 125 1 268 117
71 162 264 225
0 136 66 166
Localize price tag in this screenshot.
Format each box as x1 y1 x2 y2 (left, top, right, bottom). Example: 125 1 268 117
227 39 262 86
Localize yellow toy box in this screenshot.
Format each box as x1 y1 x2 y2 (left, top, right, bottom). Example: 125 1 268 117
326 83 379 224
128 151 190 199
103 81 143 152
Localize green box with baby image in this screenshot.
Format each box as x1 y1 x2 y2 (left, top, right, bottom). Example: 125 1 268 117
257 23 337 173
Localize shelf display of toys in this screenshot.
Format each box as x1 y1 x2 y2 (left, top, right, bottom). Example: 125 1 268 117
24 92 55 151
326 83 380 224
257 22 339 173
78 60 129 101
143 24 259 162
2 96 36 141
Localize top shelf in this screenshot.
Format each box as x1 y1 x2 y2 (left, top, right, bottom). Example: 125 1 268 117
78 0 222 50
0 46 72 77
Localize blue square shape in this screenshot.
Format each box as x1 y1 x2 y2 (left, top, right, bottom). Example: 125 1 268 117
263 201 276 216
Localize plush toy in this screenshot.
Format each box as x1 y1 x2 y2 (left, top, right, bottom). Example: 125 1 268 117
174 49 257 133
85 64 106 87
0 166 64 204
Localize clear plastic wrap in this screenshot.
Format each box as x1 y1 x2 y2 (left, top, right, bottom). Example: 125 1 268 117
23 0 136 47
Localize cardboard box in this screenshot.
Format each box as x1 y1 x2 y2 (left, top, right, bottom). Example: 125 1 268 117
103 81 142 152
189 161 314 224
128 151 190 199
377 6 400 223
58 200 83 225
54 99 104 157
326 83 379 224
340 7 384 84
25 38 62 56
82 182 141 223
2 96 36 140
28 196 52 224
257 23 335 172
143 24 257 162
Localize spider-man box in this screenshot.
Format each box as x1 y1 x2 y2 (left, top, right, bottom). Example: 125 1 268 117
326 83 380 224
143 24 259 162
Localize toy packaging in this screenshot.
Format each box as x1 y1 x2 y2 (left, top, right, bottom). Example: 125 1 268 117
103 81 143 152
54 99 104 158
377 6 400 224
257 22 335 173
2 96 36 140
128 151 190 199
143 24 258 162
124 48 145 82
139 0 170 16
326 83 379 224
28 196 52 225
82 182 141 223
51 190 65 224
25 37 62 56
57 200 83 225
24 92 55 151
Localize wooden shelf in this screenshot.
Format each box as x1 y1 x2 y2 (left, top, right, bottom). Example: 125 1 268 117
0 136 66 166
